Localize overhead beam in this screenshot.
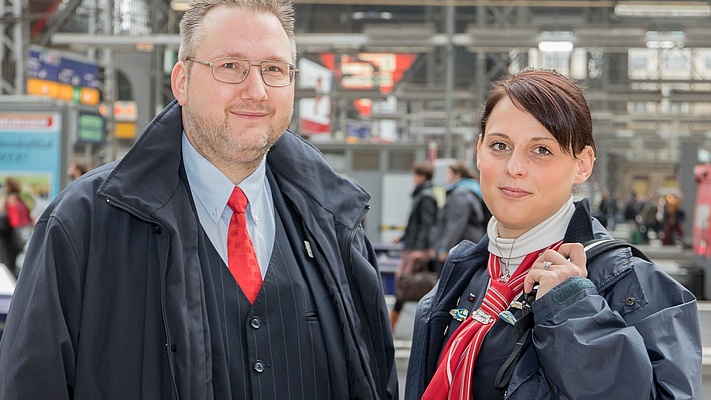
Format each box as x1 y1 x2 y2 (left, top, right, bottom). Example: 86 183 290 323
51 33 181 48
291 0 614 6
52 25 711 52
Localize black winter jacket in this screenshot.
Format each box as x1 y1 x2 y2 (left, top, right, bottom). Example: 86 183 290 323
406 200 701 399
0 101 397 400
400 181 438 251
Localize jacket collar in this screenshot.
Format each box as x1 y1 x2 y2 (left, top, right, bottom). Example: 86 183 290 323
412 180 433 197
435 199 619 303
97 100 185 220
266 130 371 230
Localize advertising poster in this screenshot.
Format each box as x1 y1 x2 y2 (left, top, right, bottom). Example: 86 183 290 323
298 58 333 137
0 112 62 202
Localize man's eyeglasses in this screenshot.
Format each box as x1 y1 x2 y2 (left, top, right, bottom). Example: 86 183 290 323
186 57 299 87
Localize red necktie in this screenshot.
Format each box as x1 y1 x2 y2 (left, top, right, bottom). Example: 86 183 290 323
422 241 562 400
227 187 262 304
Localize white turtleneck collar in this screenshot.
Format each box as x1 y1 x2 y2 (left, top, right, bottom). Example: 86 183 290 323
486 196 576 275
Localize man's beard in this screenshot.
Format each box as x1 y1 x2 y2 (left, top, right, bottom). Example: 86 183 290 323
184 106 289 169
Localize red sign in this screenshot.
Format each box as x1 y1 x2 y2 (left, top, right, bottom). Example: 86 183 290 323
319 53 417 94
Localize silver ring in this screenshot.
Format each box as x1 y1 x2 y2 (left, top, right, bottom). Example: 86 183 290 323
543 261 552 270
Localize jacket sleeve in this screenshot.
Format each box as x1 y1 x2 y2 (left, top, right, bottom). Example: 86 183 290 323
404 290 435 400
0 216 82 400
530 269 701 400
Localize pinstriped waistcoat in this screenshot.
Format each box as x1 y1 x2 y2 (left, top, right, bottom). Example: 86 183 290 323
198 197 339 399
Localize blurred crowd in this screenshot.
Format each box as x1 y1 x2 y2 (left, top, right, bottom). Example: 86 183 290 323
595 189 686 246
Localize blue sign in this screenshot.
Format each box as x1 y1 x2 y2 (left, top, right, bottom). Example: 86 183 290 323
0 112 63 199
28 47 99 89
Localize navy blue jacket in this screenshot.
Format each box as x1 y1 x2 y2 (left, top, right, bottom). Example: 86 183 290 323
0 101 397 400
406 200 701 399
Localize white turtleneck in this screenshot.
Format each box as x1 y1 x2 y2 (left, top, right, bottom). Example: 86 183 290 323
486 196 576 276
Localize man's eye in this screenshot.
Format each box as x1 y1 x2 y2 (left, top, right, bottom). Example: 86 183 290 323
264 63 286 73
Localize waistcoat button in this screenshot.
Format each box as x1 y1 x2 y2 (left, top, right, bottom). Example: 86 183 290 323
250 317 261 329
254 361 265 373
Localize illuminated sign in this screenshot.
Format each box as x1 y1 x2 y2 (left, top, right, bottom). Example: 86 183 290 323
77 112 105 143
27 46 100 106
319 53 417 94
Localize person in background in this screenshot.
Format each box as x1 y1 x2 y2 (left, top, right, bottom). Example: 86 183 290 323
66 159 91 181
624 190 638 222
405 68 700 399
661 193 685 246
594 189 612 228
0 1 397 399
435 161 488 263
390 161 438 331
609 191 621 230
0 177 33 276
638 192 660 243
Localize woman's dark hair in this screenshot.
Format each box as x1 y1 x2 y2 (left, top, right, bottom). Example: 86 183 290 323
479 68 595 156
412 162 434 181
449 161 477 180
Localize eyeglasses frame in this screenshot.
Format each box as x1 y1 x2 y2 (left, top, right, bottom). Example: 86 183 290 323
185 57 299 87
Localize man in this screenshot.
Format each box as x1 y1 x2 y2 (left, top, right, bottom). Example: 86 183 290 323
0 1 397 399
66 159 91 181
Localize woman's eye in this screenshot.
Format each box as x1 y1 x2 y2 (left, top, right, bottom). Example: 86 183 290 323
534 146 552 156
491 142 509 151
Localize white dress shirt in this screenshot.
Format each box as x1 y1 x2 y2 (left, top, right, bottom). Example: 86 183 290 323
182 132 275 278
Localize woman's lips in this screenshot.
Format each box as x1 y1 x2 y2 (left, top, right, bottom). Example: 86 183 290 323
500 187 531 199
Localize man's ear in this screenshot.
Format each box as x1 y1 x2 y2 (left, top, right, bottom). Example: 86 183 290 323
574 145 595 184
171 61 188 106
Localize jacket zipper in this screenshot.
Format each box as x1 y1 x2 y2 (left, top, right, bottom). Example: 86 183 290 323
104 197 180 399
346 204 384 399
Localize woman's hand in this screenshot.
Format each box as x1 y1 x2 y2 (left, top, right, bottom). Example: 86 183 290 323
524 243 588 300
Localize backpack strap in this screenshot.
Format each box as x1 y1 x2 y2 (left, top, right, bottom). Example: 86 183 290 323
583 238 651 263
495 238 650 391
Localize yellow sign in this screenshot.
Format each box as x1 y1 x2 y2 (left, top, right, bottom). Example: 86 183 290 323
27 78 100 106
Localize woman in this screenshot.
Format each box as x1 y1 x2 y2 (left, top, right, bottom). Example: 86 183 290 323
405 69 701 399
435 161 488 264
1 177 32 276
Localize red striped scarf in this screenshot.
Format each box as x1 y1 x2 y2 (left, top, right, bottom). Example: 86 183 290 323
422 241 562 400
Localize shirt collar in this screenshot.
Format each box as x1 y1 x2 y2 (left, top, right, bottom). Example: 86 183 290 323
181 132 266 224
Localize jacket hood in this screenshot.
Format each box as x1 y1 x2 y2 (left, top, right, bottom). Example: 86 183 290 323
97 100 371 229
447 178 481 197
